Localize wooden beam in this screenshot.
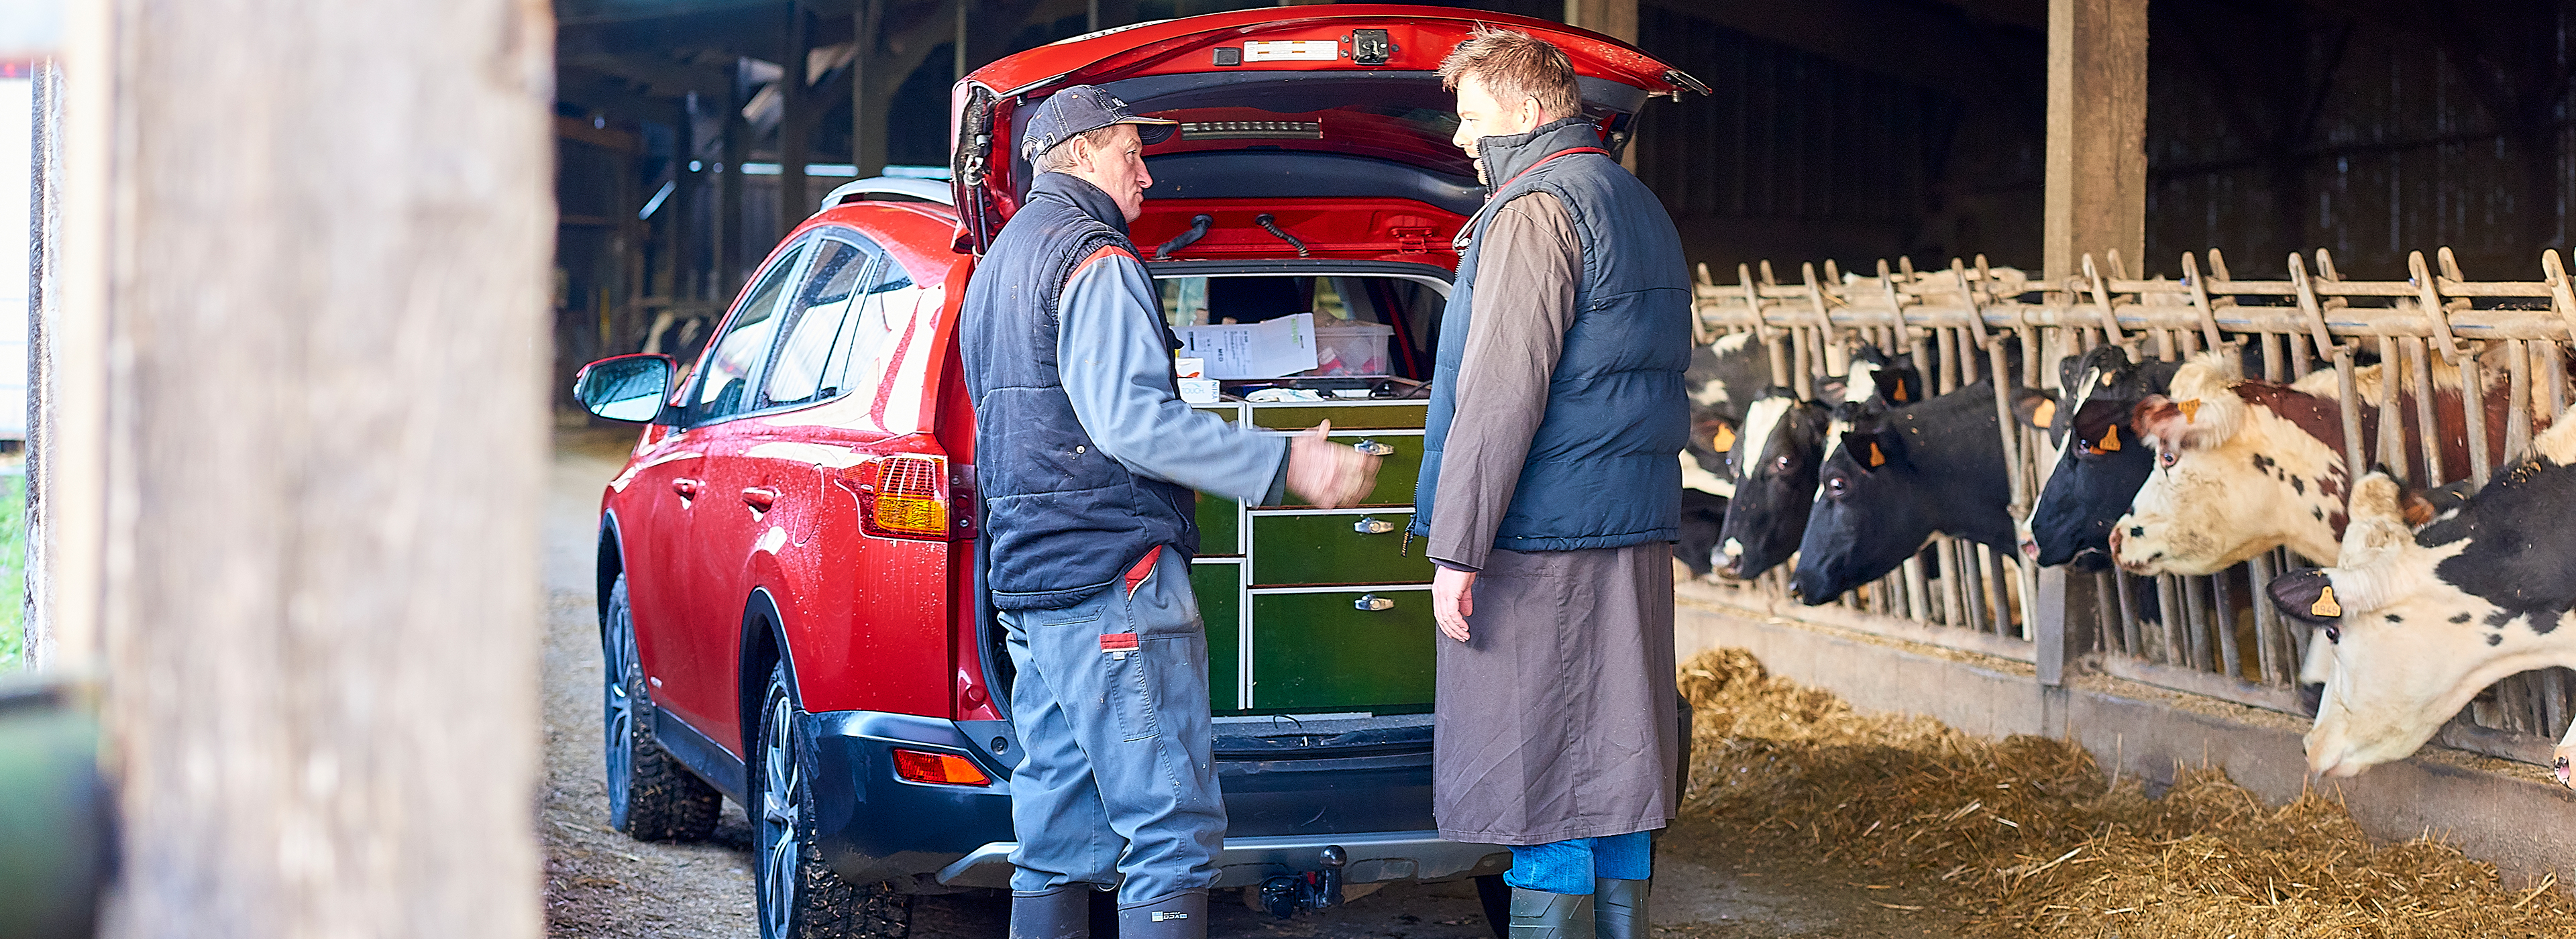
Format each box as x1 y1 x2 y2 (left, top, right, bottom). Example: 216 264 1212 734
64 0 551 934
1644 0 2043 110
2042 0 2146 285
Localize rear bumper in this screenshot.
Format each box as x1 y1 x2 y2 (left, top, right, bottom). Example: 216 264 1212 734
934 830 1511 889
798 708 1502 889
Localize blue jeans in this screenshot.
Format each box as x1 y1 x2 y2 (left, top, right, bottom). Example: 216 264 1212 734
1504 830 1655 895
1001 549 1224 905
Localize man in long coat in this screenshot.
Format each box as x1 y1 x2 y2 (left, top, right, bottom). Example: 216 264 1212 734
1411 26 1693 939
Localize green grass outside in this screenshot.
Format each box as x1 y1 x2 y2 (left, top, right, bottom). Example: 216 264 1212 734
0 474 25 670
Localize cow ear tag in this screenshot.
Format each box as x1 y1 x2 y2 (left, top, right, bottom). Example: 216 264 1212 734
2178 398 2203 422
2098 426 2121 451
1710 425 1736 454
1867 441 1887 467
2312 585 2343 618
1892 384 1907 402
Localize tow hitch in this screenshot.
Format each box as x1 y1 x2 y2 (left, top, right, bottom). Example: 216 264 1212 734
1258 844 1346 918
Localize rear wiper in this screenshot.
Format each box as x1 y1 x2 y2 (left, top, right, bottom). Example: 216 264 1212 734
1155 214 1214 260
1254 213 1309 258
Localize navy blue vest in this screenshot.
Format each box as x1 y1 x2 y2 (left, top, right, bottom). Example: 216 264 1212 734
1409 119 1693 551
961 173 1197 610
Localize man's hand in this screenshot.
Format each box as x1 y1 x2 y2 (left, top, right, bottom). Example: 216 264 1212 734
1432 566 1477 642
1285 421 1381 508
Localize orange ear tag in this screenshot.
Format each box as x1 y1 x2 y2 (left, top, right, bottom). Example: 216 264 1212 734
1892 384 1907 402
2178 399 2203 423
2099 426 2121 452
2312 585 2343 618
1867 441 1886 467
1711 425 1737 453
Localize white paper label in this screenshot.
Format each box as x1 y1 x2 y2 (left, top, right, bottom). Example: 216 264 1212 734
1177 313 1319 380
1242 40 1339 62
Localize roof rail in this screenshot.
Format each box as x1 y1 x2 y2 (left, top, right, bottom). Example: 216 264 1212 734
816 176 955 214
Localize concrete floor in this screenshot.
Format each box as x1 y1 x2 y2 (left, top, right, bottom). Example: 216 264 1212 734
540 427 1961 937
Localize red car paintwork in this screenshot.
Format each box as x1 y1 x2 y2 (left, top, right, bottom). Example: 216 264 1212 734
601 6 1697 763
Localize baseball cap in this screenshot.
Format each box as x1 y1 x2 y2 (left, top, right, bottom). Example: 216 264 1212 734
1018 85 1178 162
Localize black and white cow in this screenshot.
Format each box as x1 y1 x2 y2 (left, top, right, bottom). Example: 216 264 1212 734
1716 348 1926 580
1790 378 2053 604
1673 332 1773 576
2023 345 2185 570
2266 415 2576 779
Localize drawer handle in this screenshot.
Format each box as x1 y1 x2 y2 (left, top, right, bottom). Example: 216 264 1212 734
1351 516 1396 535
1352 439 1395 457
1353 594 1396 612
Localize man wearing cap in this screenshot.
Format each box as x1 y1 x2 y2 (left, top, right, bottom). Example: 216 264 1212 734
959 86 1379 939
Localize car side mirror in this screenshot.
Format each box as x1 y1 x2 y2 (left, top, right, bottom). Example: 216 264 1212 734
575 353 676 423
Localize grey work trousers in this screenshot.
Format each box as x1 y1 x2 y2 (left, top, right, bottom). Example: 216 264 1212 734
1000 547 1224 904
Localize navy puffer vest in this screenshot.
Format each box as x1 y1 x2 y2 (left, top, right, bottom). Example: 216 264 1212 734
1409 118 1692 551
962 172 1197 610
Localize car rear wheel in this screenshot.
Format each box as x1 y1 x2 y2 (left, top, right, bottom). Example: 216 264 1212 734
603 573 720 841
752 659 910 938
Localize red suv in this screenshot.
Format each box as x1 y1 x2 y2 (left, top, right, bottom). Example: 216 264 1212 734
574 8 1700 936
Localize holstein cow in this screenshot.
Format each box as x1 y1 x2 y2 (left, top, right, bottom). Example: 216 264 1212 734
1717 347 1926 580
1674 332 1772 576
2110 348 2514 575
2024 345 2186 569
1791 378 2053 604
2265 418 2576 779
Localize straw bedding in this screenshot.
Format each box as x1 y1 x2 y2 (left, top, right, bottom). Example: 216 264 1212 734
1677 647 2576 937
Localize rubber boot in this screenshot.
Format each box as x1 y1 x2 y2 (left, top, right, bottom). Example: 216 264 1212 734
1116 888 1210 939
1507 887 1595 939
1010 885 1091 939
1593 879 1649 939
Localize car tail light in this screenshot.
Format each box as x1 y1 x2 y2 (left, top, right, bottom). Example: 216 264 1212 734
892 748 991 786
839 455 971 541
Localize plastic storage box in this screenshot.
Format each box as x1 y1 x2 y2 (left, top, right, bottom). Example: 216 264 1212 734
1306 321 1394 376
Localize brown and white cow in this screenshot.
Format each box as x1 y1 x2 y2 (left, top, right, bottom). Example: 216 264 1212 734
2265 413 2576 779
2109 348 2514 575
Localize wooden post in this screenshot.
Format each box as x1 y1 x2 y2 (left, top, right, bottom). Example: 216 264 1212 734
850 0 887 178
779 2 812 226
62 1 551 934
2042 0 2146 287
721 62 750 298
1562 0 1636 43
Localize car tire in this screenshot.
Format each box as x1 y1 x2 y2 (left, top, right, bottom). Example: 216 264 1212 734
603 573 720 842
753 659 911 939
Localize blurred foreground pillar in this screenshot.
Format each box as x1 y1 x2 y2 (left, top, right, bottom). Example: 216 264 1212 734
58 1 555 936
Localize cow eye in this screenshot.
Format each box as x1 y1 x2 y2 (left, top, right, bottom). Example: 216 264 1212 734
2158 449 2179 469
1825 476 1847 498
2324 624 2340 644
1774 455 1792 470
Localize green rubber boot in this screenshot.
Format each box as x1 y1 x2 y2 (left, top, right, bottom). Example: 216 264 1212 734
1508 887 1596 939
1009 885 1091 939
1593 879 1649 939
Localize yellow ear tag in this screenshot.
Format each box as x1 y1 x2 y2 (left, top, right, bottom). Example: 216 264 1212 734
2099 426 2121 452
1892 384 1907 402
2178 398 2204 423
2031 398 2057 428
1710 425 1736 453
1867 441 1886 467
2312 585 2343 618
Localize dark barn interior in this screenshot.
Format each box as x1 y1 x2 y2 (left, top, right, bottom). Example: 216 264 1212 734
549 0 2576 406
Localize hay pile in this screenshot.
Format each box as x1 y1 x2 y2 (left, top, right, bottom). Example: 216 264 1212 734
1678 648 2576 937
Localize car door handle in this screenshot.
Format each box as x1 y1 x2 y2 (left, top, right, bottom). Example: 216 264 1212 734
672 478 702 499
1352 517 1396 535
741 486 779 510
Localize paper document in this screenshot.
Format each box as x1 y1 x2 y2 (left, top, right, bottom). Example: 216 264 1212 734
1177 313 1318 380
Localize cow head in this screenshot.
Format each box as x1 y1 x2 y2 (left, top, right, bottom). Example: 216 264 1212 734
1792 423 1927 604
2026 346 2184 570
2110 352 2349 575
1716 388 1834 579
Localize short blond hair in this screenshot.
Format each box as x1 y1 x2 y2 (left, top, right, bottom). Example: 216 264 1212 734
1438 25 1582 123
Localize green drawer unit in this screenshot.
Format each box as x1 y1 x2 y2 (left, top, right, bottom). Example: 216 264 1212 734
1250 512 1432 586
1195 492 1240 555
1190 561 1245 714
1250 590 1435 712
1284 432 1424 508
1248 402 1428 430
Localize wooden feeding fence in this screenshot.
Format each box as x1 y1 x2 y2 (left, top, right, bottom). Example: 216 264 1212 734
1689 247 2576 767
